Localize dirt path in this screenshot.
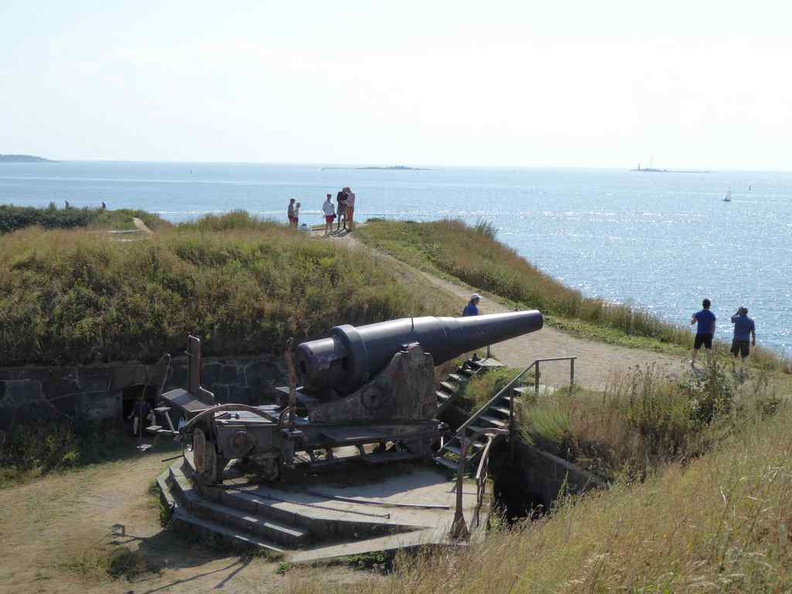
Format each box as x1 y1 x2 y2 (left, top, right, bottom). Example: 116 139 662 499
132 217 154 235
331 228 687 391
0 450 376 593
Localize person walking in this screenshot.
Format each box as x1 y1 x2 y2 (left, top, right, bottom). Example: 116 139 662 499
322 194 335 235
346 187 356 230
287 198 297 226
294 201 302 226
336 188 348 231
462 293 481 316
690 298 716 367
730 306 756 372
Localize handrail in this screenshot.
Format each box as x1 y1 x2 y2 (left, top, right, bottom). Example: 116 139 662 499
472 434 498 527
453 356 577 440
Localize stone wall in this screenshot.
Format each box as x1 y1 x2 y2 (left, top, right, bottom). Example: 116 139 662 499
0 355 287 431
490 439 607 519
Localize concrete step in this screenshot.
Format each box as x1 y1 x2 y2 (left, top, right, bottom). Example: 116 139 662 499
189 497 308 548
171 509 286 556
289 528 443 565
446 373 466 383
439 381 457 392
436 390 451 401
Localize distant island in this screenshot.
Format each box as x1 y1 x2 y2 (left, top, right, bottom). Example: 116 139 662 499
0 154 56 163
630 164 710 174
322 165 429 171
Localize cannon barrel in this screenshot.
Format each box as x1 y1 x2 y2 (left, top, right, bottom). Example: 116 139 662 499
295 310 543 394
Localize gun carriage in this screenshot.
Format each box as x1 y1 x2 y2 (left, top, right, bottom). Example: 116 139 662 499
160 311 543 484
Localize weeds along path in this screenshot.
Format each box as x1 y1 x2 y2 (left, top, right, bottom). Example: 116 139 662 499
333 229 686 391
0 450 375 593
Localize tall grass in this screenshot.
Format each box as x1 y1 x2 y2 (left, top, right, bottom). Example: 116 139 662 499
0 204 167 233
520 362 781 481
283 397 792 593
356 220 698 348
0 216 446 365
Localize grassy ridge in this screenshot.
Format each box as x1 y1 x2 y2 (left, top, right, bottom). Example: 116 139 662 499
0 213 449 365
0 203 167 233
357 220 694 347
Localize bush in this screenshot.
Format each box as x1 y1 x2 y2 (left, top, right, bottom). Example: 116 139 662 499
0 420 129 487
519 362 780 480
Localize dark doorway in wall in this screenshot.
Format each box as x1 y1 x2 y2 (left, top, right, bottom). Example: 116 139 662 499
121 385 159 434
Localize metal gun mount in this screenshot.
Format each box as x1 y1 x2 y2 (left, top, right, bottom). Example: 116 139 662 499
159 311 543 484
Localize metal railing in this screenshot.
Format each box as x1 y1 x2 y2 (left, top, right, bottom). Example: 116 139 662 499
454 356 577 439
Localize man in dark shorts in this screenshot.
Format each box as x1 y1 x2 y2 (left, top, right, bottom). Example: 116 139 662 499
690 298 716 367
730 306 756 371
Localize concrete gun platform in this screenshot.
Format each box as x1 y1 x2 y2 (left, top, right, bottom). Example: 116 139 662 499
157 451 483 564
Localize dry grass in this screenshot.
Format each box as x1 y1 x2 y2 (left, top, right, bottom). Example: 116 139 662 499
0 214 450 365
283 400 792 594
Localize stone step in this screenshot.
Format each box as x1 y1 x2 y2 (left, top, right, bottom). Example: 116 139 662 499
436 390 451 401
446 373 465 383
167 465 308 547
174 457 424 546
289 528 443 565
189 497 309 548
171 509 286 556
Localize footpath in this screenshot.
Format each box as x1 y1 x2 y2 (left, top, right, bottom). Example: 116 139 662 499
332 228 687 391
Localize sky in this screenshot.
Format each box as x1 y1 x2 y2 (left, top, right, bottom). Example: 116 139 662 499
2 1 792 169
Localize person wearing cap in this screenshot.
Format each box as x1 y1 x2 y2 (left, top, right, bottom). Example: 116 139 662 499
462 293 481 316
730 306 756 370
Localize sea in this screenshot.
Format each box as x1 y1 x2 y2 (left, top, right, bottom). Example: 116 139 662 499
1 161 790 354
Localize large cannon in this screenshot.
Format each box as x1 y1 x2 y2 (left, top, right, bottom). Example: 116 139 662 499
160 310 543 483
296 311 543 397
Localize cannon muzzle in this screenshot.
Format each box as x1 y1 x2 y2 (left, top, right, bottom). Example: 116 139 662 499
296 310 543 394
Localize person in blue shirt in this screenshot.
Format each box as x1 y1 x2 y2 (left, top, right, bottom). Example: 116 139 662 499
730 306 756 370
462 293 481 316
690 298 716 367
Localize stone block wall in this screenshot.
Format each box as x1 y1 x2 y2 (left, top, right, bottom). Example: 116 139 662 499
0 355 287 431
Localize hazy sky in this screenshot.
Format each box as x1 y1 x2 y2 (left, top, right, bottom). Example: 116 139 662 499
3 1 791 169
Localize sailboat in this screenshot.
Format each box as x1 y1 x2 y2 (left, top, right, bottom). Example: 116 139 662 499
723 189 732 202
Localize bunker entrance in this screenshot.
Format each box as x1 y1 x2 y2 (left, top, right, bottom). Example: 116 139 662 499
487 440 604 523
121 385 159 433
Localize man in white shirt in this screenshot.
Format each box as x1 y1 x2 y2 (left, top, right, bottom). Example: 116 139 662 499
322 194 335 236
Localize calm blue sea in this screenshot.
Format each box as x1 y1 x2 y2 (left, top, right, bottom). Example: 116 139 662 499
1 161 790 353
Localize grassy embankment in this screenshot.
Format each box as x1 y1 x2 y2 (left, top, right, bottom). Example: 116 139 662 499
356 219 785 370
0 203 166 233
0 210 456 485
364 403 792 593
320 218 791 591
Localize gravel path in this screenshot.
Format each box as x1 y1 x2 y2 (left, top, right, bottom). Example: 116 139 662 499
333 228 687 391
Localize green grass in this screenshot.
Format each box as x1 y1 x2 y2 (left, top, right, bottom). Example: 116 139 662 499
0 420 134 488
0 214 453 365
0 204 169 233
356 220 788 372
518 360 782 481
